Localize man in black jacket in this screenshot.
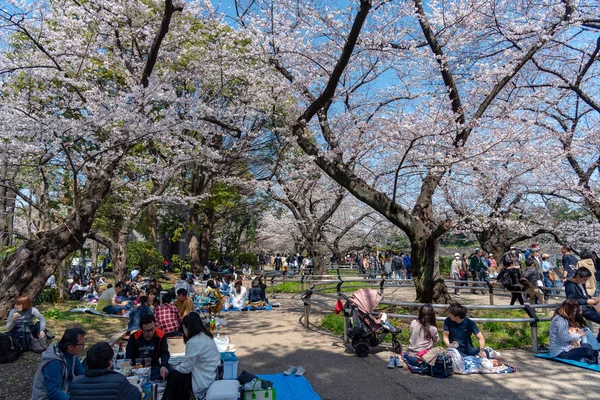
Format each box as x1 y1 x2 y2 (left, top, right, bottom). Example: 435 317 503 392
69 342 141 400
126 314 171 380
564 267 600 340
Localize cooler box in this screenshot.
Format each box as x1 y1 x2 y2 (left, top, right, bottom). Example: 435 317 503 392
221 352 239 380
206 379 240 400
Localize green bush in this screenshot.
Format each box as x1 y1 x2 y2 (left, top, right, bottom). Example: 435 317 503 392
35 288 59 304
236 253 258 267
439 255 453 276
171 254 191 271
126 241 163 278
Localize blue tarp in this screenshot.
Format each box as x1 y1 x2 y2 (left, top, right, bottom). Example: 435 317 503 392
535 353 600 372
256 373 321 400
222 304 273 312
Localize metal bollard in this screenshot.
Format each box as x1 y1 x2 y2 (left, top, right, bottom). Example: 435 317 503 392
304 303 311 329
343 313 349 343
530 322 538 353
489 290 494 305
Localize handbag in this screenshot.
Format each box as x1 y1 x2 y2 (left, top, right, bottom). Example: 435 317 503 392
242 379 276 400
30 336 48 353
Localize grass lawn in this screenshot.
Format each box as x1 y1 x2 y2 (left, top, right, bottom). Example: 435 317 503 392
318 307 550 351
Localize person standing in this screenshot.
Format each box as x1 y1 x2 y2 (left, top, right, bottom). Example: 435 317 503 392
69 342 141 400
31 328 86 400
561 246 579 280
383 254 393 279
368 251 379 280
403 253 412 279
392 253 404 280
450 253 463 295
469 249 485 295
541 253 556 296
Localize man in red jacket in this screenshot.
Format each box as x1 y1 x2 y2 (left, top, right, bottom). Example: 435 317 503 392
125 314 171 380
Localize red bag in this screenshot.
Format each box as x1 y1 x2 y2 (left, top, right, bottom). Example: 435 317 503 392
334 299 344 314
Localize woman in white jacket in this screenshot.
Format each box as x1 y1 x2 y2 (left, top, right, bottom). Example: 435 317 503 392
231 279 248 309
163 312 221 399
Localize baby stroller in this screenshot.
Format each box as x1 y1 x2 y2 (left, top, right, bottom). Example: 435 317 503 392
340 288 402 357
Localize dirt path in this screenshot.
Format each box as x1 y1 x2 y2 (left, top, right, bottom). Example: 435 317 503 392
220 291 598 400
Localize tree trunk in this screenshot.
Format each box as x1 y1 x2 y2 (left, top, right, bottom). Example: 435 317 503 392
0 161 17 248
199 208 215 267
411 235 452 303
90 240 98 270
0 156 123 319
187 205 201 268
114 227 128 282
148 203 158 247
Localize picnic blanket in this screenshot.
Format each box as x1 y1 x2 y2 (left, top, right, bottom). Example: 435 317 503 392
69 307 129 318
403 350 516 375
222 303 273 312
256 373 320 400
535 353 600 372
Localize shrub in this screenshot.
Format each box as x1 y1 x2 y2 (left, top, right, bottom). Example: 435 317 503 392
439 255 453 276
236 253 258 267
126 241 163 278
35 288 59 304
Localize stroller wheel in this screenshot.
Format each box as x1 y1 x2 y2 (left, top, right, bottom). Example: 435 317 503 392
355 341 370 357
351 338 360 349
392 338 403 354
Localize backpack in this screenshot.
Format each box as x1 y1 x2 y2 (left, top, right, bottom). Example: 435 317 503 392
0 333 23 364
428 352 453 378
499 269 513 287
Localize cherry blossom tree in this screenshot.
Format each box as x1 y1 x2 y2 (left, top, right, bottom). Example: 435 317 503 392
0 0 278 318
234 0 584 302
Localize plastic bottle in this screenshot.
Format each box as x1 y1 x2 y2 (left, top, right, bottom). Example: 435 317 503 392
116 342 125 360
209 315 216 334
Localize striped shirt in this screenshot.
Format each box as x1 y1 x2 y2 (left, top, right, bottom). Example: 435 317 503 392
549 315 581 357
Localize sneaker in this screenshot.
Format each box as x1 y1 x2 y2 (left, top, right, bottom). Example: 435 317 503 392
387 355 395 369
295 366 305 376
283 366 297 376
394 356 403 368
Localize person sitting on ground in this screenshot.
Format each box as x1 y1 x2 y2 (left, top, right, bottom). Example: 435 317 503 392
231 279 248 309
126 314 171 381
45 274 57 289
443 302 488 359
6 295 51 352
153 293 182 337
147 289 160 308
248 279 266 304
68 275 90 301
521 258 545 305
121 277 137 300
564 267 600 340
203 280 223 314
130 266 141 282
549 299 596 362
174 272 195 297
162 312 221 400
146 278 164 295
201 266 211 281
174 288 194 317
69 342 141 400
125 295 154 339
242 265 251 280
407 304 439 356
218 275 232 297
30 327 86 400
85 277 99 299
96 282 132 315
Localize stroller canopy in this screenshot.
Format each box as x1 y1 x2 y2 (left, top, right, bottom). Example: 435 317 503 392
350 288 382 314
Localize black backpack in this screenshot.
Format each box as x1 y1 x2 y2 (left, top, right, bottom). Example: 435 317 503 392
0 333 23 364
428 352 453 378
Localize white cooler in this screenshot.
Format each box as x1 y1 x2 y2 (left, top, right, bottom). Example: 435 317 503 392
206 380 240 400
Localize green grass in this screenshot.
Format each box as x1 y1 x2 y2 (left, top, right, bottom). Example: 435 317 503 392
318 308 550 350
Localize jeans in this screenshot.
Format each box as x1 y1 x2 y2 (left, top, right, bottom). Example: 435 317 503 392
103 304 131 315
582 327 600 351
581 306 600 341
557 344 596 362
543 272 556 295
393 270 402 280
406 270 412 279
150 364 173 381
457 347 490 358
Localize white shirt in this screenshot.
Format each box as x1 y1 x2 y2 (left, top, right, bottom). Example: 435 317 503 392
70 283 90 293
176 333 221 395
231 286 247 309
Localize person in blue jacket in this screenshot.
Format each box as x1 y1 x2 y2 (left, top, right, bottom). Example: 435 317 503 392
69 342 141 400
31 327 86 400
